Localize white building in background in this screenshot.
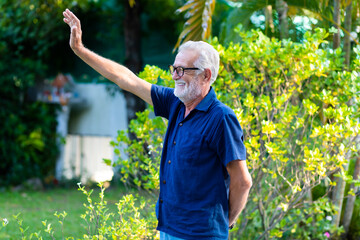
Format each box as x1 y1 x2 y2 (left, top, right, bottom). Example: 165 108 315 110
62 83 128 183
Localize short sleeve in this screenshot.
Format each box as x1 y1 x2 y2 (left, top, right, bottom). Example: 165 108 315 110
151 85 177 119
213 112 246 167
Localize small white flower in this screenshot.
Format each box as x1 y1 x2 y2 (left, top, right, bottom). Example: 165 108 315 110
326 216 332 221
77 182 82 187
350 31 357 42
3 218 8 225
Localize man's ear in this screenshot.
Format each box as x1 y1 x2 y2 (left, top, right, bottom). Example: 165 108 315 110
203 68 212 83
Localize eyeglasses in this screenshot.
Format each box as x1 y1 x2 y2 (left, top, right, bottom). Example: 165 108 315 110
168 65 199 77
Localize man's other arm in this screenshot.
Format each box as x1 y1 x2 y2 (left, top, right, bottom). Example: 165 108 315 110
63 9 152 105
226 160 252 227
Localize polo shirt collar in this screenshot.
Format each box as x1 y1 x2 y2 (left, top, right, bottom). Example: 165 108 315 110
194 87 217 112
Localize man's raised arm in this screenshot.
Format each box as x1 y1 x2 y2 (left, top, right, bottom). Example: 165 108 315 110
62 9 152 105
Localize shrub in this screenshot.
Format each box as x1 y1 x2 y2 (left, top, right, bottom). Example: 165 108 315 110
0 102 59 186
77 182 157 239
110 28 360 239
1 183 158 239
212 28 360 239
0 0 68 186
0 0 111 186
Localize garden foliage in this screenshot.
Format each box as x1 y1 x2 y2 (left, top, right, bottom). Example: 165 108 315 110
0 0 72 186
0 0 106 186
75 182 157 240
0 0 182 186
1 14 360 237
2 183 158 239
110 28 360 239
4 27 359 240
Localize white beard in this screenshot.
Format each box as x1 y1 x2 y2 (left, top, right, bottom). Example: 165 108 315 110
174 78 202 103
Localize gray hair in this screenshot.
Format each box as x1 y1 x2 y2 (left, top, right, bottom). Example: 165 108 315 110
178 41 220 85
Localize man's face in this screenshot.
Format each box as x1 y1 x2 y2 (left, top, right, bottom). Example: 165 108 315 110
172 50 202 103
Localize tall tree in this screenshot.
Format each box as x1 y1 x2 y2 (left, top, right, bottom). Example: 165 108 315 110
122 0 146 124
275 0 289 40
342 1 359 228
332 154 350 228
264 5 275 37
333 0 341 49
343 0 353 69
331 2 353 229
331 0 353 229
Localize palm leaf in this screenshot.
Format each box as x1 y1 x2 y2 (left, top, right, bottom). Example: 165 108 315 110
174 0 216 51
176 1 201 12
175 0 360 51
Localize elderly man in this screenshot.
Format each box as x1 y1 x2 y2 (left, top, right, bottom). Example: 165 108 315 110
63 9 252 239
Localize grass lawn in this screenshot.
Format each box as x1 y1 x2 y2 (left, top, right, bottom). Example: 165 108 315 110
0 184 150 239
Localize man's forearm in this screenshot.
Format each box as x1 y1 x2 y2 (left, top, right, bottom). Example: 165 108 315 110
228 184 251 226
74 46 137 90
73 46 152 105
226 160 252 226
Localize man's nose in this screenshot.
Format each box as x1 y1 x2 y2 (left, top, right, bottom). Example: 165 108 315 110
172 71 181 80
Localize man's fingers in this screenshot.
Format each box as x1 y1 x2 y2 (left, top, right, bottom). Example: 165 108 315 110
65 9 81 28
63 17 70 24
63 11 72 26
63 8 82 49
62 9 81 29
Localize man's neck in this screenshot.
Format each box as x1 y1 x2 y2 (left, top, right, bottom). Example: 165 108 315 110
183 98 202 117
183 87 210 118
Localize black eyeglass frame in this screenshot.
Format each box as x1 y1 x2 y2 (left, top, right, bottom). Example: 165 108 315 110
168 65 200 77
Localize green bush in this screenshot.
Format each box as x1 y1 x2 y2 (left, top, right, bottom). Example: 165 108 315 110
110 28 360 239
0 0 63 186
1 183 158 239
0 49 59 186
2 27 359 240
0 0 100 186
0 101 59 186
76 182 157 239
212 28 359 239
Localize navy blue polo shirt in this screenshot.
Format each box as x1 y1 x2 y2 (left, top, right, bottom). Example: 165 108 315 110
151 85 246 239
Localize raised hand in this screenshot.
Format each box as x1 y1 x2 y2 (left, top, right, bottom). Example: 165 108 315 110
63 9 83 52
61 8 153 106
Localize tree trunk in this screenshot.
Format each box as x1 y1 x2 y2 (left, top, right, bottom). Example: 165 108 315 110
343 156 360 234
123 0 146 125
330 2 342 226
333 0 341 49
332 152 351 228
275 0 289 40
264 5 275 37
344 0 352 70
